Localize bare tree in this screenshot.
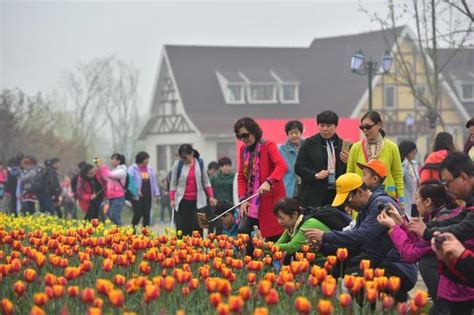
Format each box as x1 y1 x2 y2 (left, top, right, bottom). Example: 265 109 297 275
63 56 113 150
361 0 473 137
445 0 474 22
102 59 141 160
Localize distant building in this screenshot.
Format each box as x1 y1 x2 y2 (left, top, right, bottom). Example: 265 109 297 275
140 26 473 173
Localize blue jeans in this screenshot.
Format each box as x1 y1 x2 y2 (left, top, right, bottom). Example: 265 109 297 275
37 193 55 215
108 197 125 226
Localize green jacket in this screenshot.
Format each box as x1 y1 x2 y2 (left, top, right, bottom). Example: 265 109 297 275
347 138 405 202
210 171 235 203
276 217 331 258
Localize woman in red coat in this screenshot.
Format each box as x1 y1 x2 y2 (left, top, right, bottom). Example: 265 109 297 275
234 117 287 243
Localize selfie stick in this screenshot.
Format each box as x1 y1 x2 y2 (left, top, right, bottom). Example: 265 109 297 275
208 192 260 223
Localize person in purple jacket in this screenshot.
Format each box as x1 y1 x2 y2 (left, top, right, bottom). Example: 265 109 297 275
378 180 474 315
128 151 160 230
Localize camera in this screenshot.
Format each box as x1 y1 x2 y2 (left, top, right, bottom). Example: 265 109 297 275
434 235 447 250
377 203 392 212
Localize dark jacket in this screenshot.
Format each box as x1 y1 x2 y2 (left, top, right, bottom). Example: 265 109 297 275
322 189 418 285
42 166 61 198
422 193 474 242
442 249 474 287
294 133 346 208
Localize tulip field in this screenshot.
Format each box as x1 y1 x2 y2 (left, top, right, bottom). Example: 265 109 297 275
0 213 428 314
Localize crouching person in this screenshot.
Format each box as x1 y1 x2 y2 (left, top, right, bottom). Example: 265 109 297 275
304 173 417 302
274 197 331 265
214 201 240 238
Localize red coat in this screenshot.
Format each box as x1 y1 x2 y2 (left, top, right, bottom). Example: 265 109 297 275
77 173 106 212
238 140 287 238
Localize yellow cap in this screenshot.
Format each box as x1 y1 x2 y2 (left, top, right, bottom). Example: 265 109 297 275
331 173 364 207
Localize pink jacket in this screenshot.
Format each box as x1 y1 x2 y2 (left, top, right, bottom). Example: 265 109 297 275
99 164 127 200
0 169 7 183
389 207 474 301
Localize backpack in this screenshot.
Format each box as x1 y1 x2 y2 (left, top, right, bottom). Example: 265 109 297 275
120 172 139 201
299 205 352 231
29 167 47 193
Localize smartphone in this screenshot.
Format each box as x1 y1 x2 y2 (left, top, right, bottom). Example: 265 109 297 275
300 227 307 232
342 140 352 153
434 235 447 250
404 214 412 223
253 225 259 233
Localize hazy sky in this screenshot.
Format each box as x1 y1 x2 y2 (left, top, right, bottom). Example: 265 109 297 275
1 0 403 111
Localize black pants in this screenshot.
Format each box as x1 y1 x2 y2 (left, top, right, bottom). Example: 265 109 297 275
447 300 474 315
175 199 201 236
345 254 415 302
160 201 171 222
21 201 35 215
238 216 260 256
85 198 102 221
132 196 152 228
419 256 450 315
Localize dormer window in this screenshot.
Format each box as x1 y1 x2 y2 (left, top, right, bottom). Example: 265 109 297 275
281 84 298 103
248 84 277 103
227 84 244 103
458 81 474 101
271 70 300 104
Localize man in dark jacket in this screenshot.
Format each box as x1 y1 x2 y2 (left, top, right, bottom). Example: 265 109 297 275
37 158 62 215
408 152 474 242
304 173 418 302
295 111 348 208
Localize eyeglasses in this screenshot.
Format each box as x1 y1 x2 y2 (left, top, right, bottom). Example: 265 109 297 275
236 133 250 140
345 191 355 205
359 123 377 131
441 176 460 187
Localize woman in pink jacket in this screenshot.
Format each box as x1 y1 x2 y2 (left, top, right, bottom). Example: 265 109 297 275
97 153 127 226
378 180 474 314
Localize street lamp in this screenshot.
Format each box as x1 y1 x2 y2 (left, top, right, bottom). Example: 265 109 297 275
351 50 393 111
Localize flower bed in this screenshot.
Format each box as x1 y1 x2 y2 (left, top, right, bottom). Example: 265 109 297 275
0 213 427 314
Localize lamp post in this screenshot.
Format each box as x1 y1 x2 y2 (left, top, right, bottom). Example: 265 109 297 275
351 50 393 112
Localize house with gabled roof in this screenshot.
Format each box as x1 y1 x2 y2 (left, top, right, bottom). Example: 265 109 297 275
140 26 473 174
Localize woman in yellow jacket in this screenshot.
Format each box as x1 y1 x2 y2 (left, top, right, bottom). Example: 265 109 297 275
347 111 405 205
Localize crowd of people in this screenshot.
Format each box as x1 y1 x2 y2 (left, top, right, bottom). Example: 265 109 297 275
1 111 474 313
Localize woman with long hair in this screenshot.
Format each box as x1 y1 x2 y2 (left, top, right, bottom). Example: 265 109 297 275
77 164 106 221
398 140 420 216
420 132 457 183
169 144 216 236
234 117 287 244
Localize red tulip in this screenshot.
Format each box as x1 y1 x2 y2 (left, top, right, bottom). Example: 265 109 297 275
336 248 348 262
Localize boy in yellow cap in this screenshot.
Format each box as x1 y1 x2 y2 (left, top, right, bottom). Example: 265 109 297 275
304 172 417 302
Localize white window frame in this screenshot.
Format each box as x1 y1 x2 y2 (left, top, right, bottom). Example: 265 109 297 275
414 85 427 109
280 84 299 104
226 84 245 104
457 81 474 102
247 83 277 104
384 84 397 109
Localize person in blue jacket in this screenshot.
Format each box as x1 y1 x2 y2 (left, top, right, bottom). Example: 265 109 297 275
304 173 417 302
279 120 304 198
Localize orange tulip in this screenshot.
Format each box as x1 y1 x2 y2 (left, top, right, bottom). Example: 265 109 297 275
163 276 176 292
44 273 57 286
67 286 80 297
113 274 126 286
257 280 272 296
216 303 230 315
265 288 279 305
253 307 269 315
228 295 244 313
1 299 13 315
413 290 428 308
382 295 394 309
317 299 333 315
284 281 296 296
350 277 363 295
364 268 374 280
217 278 232 296
189 278 199 290
396 302 408 315
388 276 401 293
359 259 371 270
52 285 65 298
64 267 80 280
314 267 328 282
209 292 222 308
375 276 388 290
239 286 252 301
144 284 160 303
23 268 37 282
247 272 257 285
13 280 26 296
108 289 125 307
102 258 114 272
139 261 151 275
326 255 337 265
30 305 46 315
321 280 336 297
125 279 138 294
366 287 378 304
294 296 311 314
96 279 114 296
336 248 348 262
81 288 96 304
91 219 99 227
339 293 352 308
374 268 385 277
87 306 102 315
33 292 49 307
